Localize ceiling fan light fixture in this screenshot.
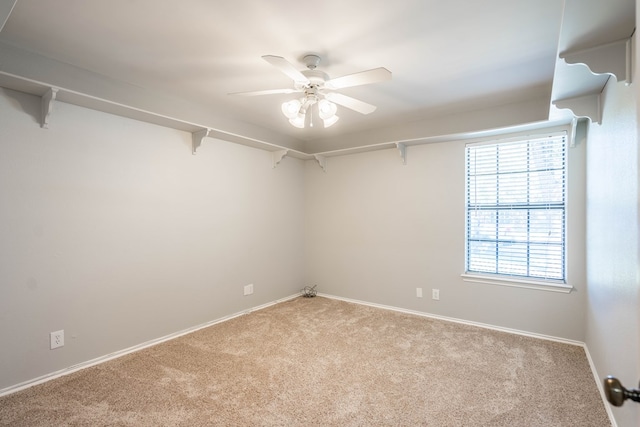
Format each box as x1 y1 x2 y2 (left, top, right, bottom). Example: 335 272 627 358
322 114 339 128
318 99 338 128
318 99 337 119
281 99 302 119
246 54 389 129
289 113 306 128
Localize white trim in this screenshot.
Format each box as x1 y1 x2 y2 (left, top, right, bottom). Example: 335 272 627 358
0 293 300 397
461 273 574 293
319 293 582 346
583 345 618 427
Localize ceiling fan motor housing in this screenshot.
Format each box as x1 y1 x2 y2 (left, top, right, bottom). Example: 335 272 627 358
296 70 329 90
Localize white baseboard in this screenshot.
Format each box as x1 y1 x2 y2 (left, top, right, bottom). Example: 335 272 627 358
319 292 617 427
583 345 618 427
319 293 584 346
0 293 299 398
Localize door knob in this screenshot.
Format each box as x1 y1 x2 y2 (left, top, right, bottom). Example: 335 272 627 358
604 376 640 406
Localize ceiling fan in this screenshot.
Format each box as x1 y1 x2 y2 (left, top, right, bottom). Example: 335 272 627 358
230 54 391 128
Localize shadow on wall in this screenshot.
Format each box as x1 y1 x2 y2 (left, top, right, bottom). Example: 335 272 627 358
1 88 40 126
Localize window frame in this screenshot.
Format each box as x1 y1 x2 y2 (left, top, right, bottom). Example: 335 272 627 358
461 130 573 294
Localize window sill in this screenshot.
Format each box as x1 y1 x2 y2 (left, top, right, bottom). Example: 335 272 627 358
461 273 574 293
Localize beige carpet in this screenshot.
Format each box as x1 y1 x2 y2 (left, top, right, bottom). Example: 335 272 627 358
0 296 610 426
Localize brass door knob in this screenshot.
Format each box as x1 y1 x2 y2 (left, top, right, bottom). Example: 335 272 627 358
604 376 640 407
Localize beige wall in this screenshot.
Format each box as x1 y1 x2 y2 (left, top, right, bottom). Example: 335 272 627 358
304 130 587 341
0 88 306 390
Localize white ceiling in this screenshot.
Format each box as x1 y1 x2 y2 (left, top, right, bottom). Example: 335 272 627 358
0 0 635 153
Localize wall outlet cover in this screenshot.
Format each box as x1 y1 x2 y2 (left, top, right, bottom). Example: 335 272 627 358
50 330 64 349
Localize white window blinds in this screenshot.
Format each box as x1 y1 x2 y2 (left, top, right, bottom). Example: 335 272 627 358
465 134 566 281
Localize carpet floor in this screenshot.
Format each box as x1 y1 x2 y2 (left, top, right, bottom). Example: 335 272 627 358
0 296 610 426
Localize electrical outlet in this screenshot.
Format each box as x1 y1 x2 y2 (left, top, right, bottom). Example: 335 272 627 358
50 330 64 349
432 289 440 300
243 284 254 296
416 287 423 298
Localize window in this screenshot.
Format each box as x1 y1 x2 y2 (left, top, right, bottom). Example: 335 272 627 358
465 134 566 284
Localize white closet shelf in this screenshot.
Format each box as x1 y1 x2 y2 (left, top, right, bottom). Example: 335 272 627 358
0 70 574 169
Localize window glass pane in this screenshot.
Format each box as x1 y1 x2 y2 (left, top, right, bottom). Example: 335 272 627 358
529 244 563 279
497 171 528 205
469 174 497 205
497 210 528 243
529 209 564 244
497 242 528 276
467 240 496 273
529 170 564 204
497 143 527 173
468 210 496 240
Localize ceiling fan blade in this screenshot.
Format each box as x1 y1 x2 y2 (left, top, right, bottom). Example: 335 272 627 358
229 88 301 96
325 67 391 90
324 92 377 115
262 55 310 84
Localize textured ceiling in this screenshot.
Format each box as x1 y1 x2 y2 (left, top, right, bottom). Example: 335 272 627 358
0 0 635 152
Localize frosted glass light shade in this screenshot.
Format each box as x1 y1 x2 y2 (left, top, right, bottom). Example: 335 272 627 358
289 113 305 128
322 115 339 128
318 99 337 119
281 99 302 119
